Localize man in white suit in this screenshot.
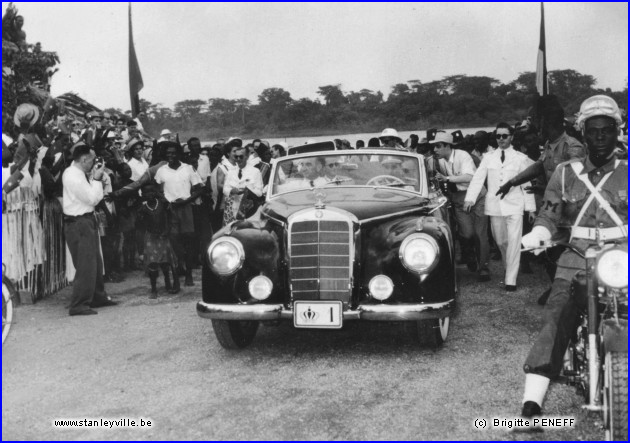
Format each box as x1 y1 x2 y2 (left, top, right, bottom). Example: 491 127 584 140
464 122 536 291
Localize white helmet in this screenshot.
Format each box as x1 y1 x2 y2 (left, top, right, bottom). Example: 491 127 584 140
576 95 622 130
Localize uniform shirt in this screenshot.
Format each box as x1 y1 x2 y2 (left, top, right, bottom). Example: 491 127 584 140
465 146 536 216
437 149 476 191
535 156 628 280
154 162 202 203
539 132 585 183
62 162 104 216
127 157 149 181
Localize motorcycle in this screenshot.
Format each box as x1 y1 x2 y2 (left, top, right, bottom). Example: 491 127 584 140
537 232 628 440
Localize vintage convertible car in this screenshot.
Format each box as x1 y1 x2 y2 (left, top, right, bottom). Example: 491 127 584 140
197 148 456 349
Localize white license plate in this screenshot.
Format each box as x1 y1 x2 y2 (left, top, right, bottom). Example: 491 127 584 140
294 301 343 329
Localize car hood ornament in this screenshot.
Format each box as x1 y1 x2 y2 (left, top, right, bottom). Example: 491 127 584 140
314 190 327 209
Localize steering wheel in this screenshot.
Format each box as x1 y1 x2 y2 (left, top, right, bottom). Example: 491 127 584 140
366 175 406 187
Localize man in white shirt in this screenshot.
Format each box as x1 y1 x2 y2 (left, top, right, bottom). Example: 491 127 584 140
154 143 204 287
223 146 263 224
431 131 490 282
464 123 536 291
62 143 117 315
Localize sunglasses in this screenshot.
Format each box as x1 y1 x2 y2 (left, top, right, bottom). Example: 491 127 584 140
234 155 245 160
495 134 511 140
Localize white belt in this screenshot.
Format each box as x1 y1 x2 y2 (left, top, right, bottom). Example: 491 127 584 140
571 225 628 241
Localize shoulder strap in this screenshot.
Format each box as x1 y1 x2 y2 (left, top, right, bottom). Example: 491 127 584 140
570 162 625 232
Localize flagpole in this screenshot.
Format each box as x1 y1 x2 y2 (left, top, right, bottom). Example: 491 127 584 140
536 2 548 96
129 2 144 116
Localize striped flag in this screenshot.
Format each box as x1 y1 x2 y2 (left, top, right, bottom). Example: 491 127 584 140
535 2 548 96
129 2 144 116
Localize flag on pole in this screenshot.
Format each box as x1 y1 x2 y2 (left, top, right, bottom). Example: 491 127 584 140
129 2 144 116
535 2 548 96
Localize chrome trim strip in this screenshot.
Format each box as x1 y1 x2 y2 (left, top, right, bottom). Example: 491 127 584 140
197 300 455 322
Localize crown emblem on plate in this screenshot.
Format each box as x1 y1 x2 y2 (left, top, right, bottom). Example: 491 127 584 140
301 307 319 323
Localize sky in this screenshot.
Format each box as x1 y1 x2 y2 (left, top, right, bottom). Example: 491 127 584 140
3 2 628 112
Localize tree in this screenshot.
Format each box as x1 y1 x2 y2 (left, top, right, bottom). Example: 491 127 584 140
235 98 250 125
258 88 292 109
174 99 206 120
317 84 347 107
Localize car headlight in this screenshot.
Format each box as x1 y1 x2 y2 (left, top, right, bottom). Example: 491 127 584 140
249 275 273 300
399 233 440 274
369 275 394 301
596 248 628 289
207 237 245 276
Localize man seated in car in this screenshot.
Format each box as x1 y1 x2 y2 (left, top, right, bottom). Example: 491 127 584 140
322 156 354 185
278 157 328 192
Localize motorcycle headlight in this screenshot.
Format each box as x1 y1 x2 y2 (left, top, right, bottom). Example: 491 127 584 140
399 233 440 274
596 248 628 289
207 237 245 276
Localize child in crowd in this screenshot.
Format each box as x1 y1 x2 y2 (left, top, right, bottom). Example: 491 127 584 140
137 182 178 298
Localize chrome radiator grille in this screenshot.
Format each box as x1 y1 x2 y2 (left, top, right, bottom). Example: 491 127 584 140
289 219 352 301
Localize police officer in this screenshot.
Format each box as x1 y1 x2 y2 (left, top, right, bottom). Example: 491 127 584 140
516 95 627 422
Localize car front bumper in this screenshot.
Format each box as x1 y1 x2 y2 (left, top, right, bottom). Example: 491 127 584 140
196 299 455 322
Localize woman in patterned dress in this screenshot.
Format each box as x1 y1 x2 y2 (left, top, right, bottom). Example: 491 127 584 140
137 183 178 298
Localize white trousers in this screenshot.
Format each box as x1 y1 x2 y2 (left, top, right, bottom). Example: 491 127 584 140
490 214 523 286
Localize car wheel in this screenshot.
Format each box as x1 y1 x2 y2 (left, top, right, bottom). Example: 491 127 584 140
407 317 449 348
211 320 259 349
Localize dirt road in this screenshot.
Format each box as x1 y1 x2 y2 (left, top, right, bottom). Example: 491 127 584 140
2 261 603 440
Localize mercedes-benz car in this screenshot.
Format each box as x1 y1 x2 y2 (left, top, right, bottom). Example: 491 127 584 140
197 148 456 349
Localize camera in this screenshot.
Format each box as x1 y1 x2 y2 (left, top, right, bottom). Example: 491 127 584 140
95 156 104 168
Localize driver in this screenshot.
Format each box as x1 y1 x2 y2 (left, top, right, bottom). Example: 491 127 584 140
515 95 628 426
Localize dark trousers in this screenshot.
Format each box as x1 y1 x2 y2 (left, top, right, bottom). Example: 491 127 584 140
523 278 585 377
64 216 107 314
451 191 489 271
192 203 213 263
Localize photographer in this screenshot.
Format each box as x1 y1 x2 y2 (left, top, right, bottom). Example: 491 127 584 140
62 143 117 316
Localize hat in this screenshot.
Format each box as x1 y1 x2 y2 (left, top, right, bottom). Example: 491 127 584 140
160 129 172 137
451 130 464 145
86 111 102 120
426 128 438 142
13 103 40 128
429 131 454 145
379 128 403 144
125 138 143 151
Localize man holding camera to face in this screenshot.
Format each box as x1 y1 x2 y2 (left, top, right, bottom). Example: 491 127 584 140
62 142 118 316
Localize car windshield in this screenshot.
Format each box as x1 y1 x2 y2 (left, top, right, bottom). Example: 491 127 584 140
271 152 422 196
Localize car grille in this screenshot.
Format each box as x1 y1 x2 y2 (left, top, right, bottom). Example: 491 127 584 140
289 219 352 302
